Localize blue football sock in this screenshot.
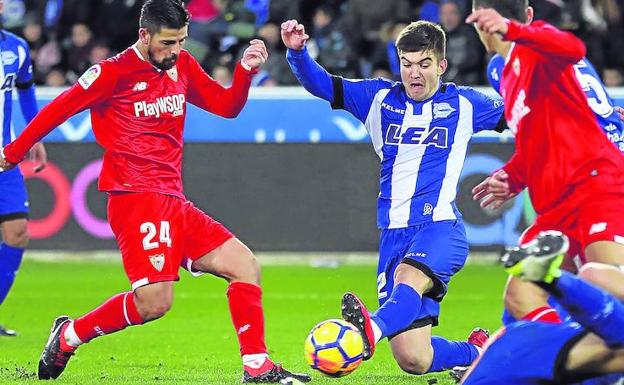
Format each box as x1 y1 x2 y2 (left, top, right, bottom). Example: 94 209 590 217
549 271 624 347
370 283 422 339
428 336 480 372
0 243 25 306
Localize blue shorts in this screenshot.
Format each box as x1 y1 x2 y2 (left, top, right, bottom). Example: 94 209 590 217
377 219 468 331
0 167 29 221
463 322 587 385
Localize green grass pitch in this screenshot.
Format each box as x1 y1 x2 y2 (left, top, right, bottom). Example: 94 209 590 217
0 258 507 385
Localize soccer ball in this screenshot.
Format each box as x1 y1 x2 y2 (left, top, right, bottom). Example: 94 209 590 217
304 319 364 377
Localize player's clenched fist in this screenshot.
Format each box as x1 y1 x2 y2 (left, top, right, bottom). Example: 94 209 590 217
466 9 509 36
281 19 309 50
241 39 268 70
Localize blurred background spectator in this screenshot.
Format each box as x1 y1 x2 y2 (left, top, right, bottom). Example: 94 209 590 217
2 0 623 87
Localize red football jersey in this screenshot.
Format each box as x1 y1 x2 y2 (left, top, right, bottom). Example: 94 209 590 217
499 20 624 214
4 46 256 198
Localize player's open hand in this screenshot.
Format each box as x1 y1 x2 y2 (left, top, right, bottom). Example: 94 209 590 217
281 19 309 51
28 142 47 173
242 39 268 70
466 9 509 36
472 169 516 210
0 148 16 172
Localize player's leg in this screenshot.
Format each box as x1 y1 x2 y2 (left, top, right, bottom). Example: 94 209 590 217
0 167 30 337
501 223 563 325
389 321 485 375
343 221 481 373
184 204 310 383
0 218 28 337
506 231 624 349
38 192 185 380
578 263 624 300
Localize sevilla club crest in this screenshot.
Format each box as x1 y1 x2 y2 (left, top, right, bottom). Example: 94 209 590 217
149 253 165 272
167 67 178 82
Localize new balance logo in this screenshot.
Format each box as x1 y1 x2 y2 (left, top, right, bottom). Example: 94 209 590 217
589 222 607 235
133 82 147 91
238 324 251 335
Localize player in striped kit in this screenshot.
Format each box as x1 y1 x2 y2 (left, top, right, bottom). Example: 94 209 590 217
283 19 502 375
0 0 47 337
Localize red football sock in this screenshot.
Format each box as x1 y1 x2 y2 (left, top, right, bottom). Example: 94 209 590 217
73 292 144 343
521 306 562 323
227 282 268 356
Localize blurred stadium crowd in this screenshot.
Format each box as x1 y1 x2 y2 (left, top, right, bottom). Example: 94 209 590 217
3 0 624 88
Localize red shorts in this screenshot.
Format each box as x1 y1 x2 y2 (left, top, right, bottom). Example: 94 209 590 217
108 192 234 289
519 192 624 270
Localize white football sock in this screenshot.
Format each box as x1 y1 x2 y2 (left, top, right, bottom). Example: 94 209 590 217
64 321 83 347
371 319 383 344
242 353 269 369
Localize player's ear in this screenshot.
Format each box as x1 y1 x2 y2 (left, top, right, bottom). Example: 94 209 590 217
526 6 534 24
438 58 448 76
139 28 150 45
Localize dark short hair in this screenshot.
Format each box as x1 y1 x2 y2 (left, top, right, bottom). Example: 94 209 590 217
139 0 190 34
472 0 529 23
395 21 446 60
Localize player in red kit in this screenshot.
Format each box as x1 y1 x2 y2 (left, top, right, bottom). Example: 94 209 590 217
0 1 310 383
466 0 624 326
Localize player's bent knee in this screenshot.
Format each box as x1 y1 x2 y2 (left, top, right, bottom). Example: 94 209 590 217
3 227 29 248
223 251 260 284
393 264 433 294
504 277 548 318
394 352 432 375
134 298 172 321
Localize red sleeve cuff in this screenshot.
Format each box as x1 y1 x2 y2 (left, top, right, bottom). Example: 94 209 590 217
238 61 260 75
503 19 521 41
2 144 22 164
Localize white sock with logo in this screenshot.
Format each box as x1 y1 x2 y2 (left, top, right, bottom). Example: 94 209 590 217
64 321 83 347
242 353 269 369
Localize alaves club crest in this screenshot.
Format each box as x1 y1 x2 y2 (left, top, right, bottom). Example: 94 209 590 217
149 253 165 272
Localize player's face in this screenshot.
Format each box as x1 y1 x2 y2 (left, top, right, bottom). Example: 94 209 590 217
146 26 188 71
399 50 447 101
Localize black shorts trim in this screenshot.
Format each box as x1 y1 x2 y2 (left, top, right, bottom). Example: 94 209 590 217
16 79 35 90
400 258 447 301
387 316 439 340
554 329 590 384
0 212 29 223
330 75 344 110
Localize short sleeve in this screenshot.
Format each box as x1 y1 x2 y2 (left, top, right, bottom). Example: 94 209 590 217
458 87 504 133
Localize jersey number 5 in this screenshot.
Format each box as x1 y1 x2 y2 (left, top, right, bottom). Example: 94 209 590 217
140 221 172 250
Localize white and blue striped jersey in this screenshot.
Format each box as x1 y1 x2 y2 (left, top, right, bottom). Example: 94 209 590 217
287 48 504 229
335 79 504 228
0 30 36 147
488 54 624 152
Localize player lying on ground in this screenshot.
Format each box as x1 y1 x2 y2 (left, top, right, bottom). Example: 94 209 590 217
461 231 624 385
0 0 309 383
282 19 503 374
467 0 624 329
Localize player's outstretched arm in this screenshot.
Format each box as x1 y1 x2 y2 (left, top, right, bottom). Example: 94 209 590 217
186 40 266 119
467 9 585 63
282 19 334 102
17 83 47 172
3 63 117 165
